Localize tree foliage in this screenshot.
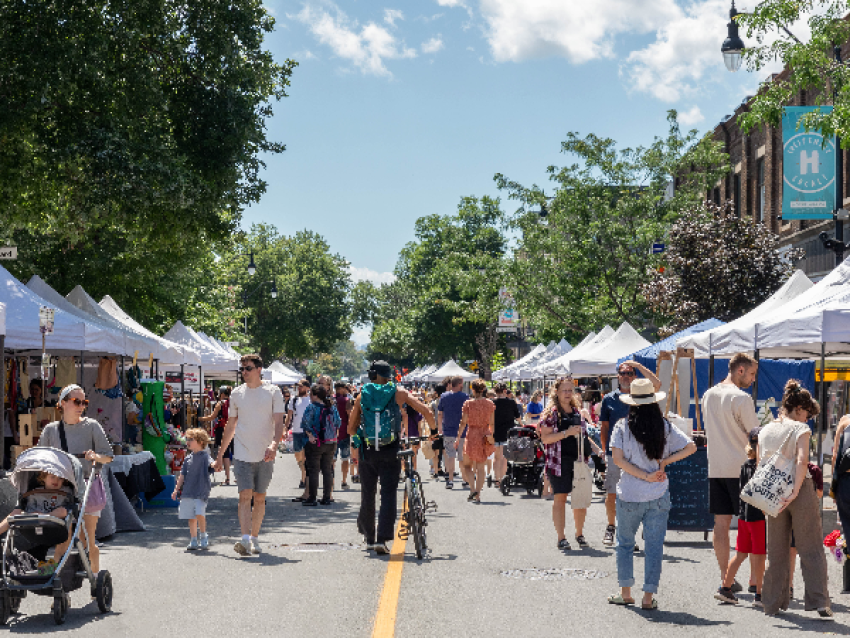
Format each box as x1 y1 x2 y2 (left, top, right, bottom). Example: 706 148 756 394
368 196 508 370
498 112 729 343
736 1 850 140
0 0 296 267
223 224 352 362
642 202 804 337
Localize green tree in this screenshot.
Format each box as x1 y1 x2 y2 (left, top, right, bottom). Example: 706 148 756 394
642 202 804 336
0 0 297 247
497 111 729 342
223 224 352 362
735 1 850 139
368 196 507 371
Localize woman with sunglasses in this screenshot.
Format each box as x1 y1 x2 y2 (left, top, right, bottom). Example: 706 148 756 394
39 384 114 574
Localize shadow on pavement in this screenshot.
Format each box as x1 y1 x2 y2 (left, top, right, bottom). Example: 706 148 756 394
4 603 121 633
627 607 732 627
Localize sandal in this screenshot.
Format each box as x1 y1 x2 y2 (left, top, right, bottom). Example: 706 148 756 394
467 492 478 502
642 599 658 610
575 535 589 548
607 594 635 605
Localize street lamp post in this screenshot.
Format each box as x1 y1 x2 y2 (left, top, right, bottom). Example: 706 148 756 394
721 3 849 266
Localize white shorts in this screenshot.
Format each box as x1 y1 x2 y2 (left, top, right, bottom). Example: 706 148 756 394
178 498 207 519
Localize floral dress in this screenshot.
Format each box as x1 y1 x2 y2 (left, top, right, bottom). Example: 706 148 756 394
462 398 496 463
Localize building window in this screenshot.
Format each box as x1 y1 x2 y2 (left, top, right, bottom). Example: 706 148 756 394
734 174 741 217
756 159 765 222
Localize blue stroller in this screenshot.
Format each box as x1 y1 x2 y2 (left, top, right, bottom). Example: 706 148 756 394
0 447 113 624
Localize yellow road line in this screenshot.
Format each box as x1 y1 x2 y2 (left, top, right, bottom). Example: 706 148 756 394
371 505 409 638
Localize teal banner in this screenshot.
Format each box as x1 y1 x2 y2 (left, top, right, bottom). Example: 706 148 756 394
782 106 835 220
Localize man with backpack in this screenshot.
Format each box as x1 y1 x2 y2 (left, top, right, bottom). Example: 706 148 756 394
348 360 435 554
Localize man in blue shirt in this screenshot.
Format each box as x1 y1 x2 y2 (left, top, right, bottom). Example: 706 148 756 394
600 360 661 548
438 376 469 490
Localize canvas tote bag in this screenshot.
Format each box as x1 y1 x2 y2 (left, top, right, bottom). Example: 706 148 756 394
740 423 797 518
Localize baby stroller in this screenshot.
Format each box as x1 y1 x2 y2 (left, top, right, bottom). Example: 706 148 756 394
500 426 545 497
0 447 113 625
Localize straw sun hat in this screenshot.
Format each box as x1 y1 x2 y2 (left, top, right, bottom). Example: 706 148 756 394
620 378 667 406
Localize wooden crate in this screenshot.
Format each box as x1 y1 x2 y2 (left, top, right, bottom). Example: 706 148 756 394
17 415 35 447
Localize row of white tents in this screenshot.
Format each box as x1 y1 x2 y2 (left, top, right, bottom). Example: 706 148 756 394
0 264 240 379
406 256 850 388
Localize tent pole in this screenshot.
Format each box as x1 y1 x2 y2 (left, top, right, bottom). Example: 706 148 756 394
818 342 826 466
79 351 84 386
180 364 186 432
120 355 126 444
753 349 760 403
691 353 702 432
709 355 715 388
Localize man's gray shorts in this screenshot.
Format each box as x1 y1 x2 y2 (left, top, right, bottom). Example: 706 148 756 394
604 454 621 494
233 458 275 494
443 436 464 461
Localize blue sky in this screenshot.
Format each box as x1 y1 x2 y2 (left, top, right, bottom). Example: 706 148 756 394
243 0 792 340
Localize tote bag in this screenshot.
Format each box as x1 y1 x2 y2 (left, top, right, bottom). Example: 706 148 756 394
571 429 593 510
740 427 796 518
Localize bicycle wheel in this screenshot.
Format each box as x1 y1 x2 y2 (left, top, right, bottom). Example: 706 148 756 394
408 479 425 559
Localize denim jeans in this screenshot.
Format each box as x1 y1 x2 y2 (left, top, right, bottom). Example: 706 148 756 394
615 491 671 594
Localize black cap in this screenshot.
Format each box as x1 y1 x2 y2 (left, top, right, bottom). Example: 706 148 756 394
748 427 762 445
369 360 393 378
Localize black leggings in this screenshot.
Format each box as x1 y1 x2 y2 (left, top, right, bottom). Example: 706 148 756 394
305 442 335 501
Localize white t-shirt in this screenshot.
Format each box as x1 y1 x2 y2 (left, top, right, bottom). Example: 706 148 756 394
701 383 760 478
229 382 285 462
289 396 310 434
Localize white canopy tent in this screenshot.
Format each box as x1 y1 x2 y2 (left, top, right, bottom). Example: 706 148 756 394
541 327 614 376
164 321 236 375
27 275 160 357
492 344 546 380
98 296 200 366
409 364 438 383
1 265 87 353
744 258 850 359
514 339 573 380
402 366 422 383
676 269 814 357
421 360 478 383
565 322 652 376
497 343 552 381
263 368 302 385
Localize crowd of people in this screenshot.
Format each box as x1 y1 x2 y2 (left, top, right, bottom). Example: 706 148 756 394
23 351 843 622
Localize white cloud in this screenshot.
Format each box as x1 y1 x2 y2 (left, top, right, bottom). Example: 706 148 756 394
348 266 397 285
295 3 416 77
384 9 404 26
421 36 444 54
678 105 705 126
436 0 465 6
479 0 679 64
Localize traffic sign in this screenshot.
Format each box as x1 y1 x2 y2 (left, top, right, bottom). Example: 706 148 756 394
651 243 665 254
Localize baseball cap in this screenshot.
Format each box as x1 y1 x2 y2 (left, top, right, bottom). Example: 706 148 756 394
369 360 393 378
748 427 762 445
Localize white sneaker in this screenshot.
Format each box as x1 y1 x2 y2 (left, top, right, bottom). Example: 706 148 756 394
200 534 209 549
250 539 262 555
372 542 389 555
234 540 251 557
186 538 200 551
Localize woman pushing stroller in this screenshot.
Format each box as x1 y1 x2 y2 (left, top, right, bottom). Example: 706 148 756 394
38 385 113 574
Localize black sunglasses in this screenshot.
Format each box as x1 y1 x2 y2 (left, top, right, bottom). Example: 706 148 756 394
239 365 257 372
618 370 636 376
65 398 89 407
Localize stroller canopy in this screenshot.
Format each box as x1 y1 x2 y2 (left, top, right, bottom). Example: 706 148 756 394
11 447 84 498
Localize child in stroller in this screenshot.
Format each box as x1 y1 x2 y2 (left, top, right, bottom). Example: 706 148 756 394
0 470 73 576
0 446 113 625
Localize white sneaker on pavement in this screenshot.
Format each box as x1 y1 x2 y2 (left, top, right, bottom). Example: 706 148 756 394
233 540 251 557
250 539 262 555
186 537 200 551
373 542 389 555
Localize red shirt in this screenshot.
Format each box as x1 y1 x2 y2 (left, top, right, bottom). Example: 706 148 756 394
335 395 350 440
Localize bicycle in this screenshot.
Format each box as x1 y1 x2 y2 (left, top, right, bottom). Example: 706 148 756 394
397 437 437 559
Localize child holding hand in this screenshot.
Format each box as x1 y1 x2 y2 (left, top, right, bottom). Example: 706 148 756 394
172 429 212 550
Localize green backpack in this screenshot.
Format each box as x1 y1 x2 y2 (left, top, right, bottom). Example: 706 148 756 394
359 382 402 449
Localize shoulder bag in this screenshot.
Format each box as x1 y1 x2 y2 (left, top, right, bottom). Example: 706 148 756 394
740 424 797 518
571 418 593 510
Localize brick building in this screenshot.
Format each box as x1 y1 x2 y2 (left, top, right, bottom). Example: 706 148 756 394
707 52 849 280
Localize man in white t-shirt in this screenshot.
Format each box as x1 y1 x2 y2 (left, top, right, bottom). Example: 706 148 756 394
701 352 760 592
286 379 312 501
215 354 285 557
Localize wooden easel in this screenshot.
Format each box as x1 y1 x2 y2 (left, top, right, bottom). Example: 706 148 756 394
657 348 703 431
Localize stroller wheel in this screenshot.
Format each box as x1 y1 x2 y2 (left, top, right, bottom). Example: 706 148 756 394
95 570 113 613
501 477 511 496
53 592 67 625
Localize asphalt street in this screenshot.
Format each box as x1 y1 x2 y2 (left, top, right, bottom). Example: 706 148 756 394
4 451 849 636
